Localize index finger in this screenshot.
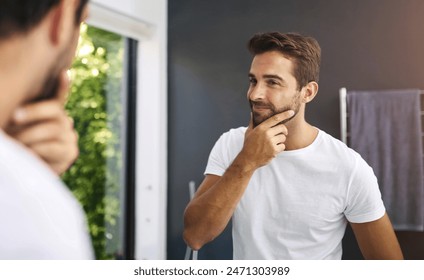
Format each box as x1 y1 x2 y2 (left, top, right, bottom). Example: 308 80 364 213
261 110 295 128
12 100 64 125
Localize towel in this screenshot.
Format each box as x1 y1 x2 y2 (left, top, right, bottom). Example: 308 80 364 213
347 89 423 231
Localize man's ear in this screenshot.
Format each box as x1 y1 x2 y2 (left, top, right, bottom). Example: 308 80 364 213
301 81 319 103
49 0 75 45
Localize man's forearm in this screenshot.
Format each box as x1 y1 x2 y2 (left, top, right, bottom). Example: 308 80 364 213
183 152 256 250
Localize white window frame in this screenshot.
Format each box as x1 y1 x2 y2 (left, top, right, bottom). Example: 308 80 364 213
86 1 167 260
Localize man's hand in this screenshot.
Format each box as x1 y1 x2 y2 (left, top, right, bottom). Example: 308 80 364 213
241 110 294 170
5 71 79 175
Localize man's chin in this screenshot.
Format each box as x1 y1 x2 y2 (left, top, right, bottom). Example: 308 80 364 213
252 113 271 127
252 110 297 127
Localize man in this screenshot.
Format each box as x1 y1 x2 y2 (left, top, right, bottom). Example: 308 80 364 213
0 0 93 259
183 32 403 259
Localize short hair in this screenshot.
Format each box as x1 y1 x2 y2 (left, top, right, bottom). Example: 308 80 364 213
248 32 321 90
0 0 89 39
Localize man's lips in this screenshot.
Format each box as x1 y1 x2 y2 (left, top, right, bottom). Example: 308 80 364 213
252 104 272 111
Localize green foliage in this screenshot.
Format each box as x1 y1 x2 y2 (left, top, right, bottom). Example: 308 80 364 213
62 24 125 259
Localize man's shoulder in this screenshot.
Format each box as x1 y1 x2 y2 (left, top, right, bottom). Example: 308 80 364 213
318 129 352 151
0 130 56 179
0 131 93 259
222 126 247 137
0 130 70 201
317 129 362 163
211 126 246 156
216 126 246 143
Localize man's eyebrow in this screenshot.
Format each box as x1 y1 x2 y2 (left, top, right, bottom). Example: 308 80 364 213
263 74 284 82
248 73 287 84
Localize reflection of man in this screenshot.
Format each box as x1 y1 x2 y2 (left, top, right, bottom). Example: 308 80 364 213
0 0 93 259
184 32 403 259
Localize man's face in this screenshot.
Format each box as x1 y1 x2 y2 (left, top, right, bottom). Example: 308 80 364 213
36 2 89 101
247 51 302 127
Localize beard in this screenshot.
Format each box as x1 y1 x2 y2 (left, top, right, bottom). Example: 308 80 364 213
30 71 61 103
28 26 80 103
249 92 301 127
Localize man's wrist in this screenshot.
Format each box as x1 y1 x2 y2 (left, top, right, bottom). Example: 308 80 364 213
230 152 258 176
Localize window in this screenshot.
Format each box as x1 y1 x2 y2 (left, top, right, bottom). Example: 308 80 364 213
63 1 167 260
63 24 135 259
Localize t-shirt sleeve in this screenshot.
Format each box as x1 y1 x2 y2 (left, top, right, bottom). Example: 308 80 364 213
204 133 229 176
344 154 386 223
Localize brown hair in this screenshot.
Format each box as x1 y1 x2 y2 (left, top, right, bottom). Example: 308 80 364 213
248 32 321 90
0 0 89 39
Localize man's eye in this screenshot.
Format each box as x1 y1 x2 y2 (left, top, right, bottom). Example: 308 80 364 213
249 78 257 85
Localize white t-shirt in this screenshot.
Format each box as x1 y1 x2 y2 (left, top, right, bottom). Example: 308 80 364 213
205 127 385 259
0 131 94 259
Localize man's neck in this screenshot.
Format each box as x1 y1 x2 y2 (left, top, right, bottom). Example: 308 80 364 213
284 119 319 151
0 36 48 128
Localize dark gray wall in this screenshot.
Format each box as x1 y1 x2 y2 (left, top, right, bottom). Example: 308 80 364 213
168 0 424 259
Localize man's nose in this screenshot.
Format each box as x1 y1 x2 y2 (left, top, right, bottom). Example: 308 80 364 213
248 83 265 100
